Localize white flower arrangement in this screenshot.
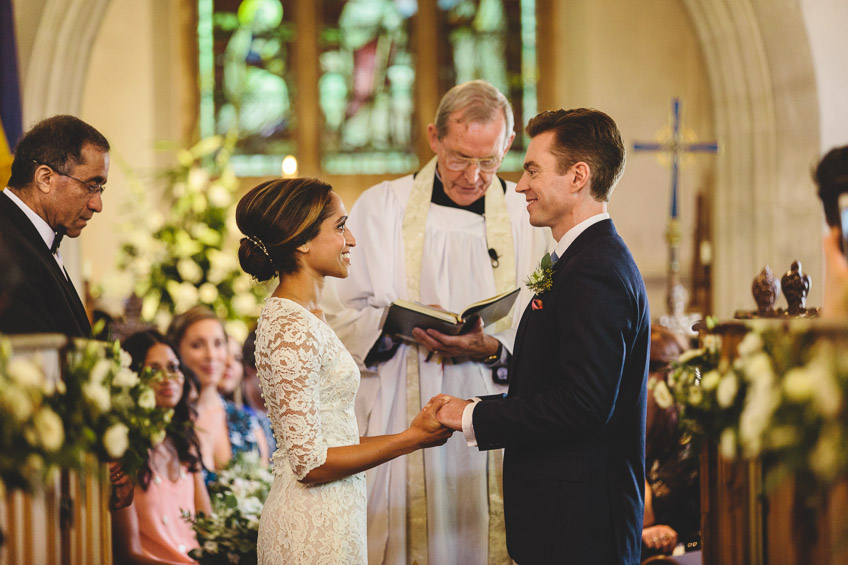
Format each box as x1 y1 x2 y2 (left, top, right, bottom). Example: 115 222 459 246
98 135 268 342
0 335 173 495
185 451 273 564
664 320 848 491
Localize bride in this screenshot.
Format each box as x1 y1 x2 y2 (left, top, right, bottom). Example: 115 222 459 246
236 177 452 564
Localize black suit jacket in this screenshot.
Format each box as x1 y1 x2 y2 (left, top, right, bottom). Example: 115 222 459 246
473 220 650 564
0 190 91 337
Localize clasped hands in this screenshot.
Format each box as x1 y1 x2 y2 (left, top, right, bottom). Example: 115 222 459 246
409 394 472 448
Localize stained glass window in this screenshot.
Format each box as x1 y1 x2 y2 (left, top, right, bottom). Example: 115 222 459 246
198 0 297 176
197 0 537 176
436 0 536 171
318 0 418 175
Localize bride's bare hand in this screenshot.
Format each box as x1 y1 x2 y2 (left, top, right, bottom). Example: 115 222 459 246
409 395 454 448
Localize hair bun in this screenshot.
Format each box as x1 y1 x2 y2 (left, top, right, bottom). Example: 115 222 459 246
238 237 277 282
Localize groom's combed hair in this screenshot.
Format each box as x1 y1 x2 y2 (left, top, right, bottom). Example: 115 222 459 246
526 109 625 202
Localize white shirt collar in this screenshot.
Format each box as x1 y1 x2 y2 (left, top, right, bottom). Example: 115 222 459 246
553 213 610 260
4 187 57 251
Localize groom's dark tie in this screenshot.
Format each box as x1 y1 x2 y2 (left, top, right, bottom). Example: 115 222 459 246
50 227 65 255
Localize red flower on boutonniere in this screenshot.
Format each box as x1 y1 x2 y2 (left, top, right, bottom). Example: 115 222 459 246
531 298 544 310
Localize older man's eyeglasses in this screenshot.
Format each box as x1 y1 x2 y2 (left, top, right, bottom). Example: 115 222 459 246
34 161 106 195
442 151 503 173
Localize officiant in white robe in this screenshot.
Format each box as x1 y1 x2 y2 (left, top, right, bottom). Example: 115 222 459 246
322 80 551 565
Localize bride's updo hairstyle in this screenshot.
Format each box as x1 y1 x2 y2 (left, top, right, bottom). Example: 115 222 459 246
237 177 334 282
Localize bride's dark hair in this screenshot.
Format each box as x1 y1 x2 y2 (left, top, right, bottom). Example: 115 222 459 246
236 177 334 282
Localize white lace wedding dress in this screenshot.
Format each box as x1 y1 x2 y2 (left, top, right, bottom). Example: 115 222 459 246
255 298 367 564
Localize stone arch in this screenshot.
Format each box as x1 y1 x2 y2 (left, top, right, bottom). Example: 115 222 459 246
682 0 821 316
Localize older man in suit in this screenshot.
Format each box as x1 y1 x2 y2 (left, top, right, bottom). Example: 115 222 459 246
436 108 650 564
0 115 109 337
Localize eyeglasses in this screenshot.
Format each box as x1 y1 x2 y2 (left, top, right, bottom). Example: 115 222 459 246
148 362 184 381
34 161 106 195
442 151 503 173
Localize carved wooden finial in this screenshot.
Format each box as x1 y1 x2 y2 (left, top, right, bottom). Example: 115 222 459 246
781 260 811 315
752 265 781 315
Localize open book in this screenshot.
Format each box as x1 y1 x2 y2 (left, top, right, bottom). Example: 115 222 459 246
380 288 520 341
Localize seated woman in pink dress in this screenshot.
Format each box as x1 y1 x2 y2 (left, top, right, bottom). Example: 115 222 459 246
112 330 212 564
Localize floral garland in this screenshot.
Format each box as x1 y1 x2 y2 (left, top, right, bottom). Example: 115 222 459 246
185 451 272 564
662 319 848 489
99 135 267 341
0 335 172 496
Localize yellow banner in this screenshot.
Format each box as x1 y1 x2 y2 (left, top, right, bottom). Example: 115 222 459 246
0 120 12 187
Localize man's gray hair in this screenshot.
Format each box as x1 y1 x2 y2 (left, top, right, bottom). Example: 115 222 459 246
433 80 514 150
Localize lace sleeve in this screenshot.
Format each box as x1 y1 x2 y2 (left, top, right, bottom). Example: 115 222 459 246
258 305 328 480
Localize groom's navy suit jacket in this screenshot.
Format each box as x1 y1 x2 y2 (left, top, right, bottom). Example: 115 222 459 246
0 190 91 337
473 220 650 564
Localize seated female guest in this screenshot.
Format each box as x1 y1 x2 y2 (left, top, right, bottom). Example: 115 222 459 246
218 335 245 404
112 330 212 564
167 306 269 473
643 326 700 559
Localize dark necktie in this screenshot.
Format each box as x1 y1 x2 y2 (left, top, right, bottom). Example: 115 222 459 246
50 227 65 255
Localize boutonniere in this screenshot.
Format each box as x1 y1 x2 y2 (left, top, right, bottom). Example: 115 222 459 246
525 253 554 296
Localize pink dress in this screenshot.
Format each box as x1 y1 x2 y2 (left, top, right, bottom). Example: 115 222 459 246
132 466 201 564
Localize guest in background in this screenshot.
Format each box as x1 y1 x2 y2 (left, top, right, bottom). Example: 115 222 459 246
218 335 245 404
113 330 211 564
167 306 269 474
241 328 277 455
816 144 848 319
642 326 700 559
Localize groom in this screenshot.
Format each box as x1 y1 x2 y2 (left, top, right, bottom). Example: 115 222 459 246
435 108 650 564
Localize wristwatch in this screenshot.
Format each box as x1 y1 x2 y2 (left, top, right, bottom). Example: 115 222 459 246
481 342 503 367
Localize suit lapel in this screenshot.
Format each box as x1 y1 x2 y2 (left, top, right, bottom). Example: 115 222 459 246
509 220 616 396
0 192 91 336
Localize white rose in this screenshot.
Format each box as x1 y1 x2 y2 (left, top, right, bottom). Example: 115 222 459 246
199 283 219 304
138 388 157 410
119 349 133 369
7 358 45 388
34 408 65 452
173 230 202 259
112 390 134 411
24 454 45 475
716 372 739 408
232 294 258 317
2 384 34 422
89 359 112 384
167 280 200 313
738 377 779 457
807 357 842 417
742 353 774 383
207 184 232 208
177 258 204 284
113 368 140 389
232 276 251 294
225 320 249 343
720 428 737 460
83 381 111 413
737 332 764 357
652 380 674 409
103 423 130 459
782 367 814 402
203 541 219 553
187 167 210 192
700 370 720 391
